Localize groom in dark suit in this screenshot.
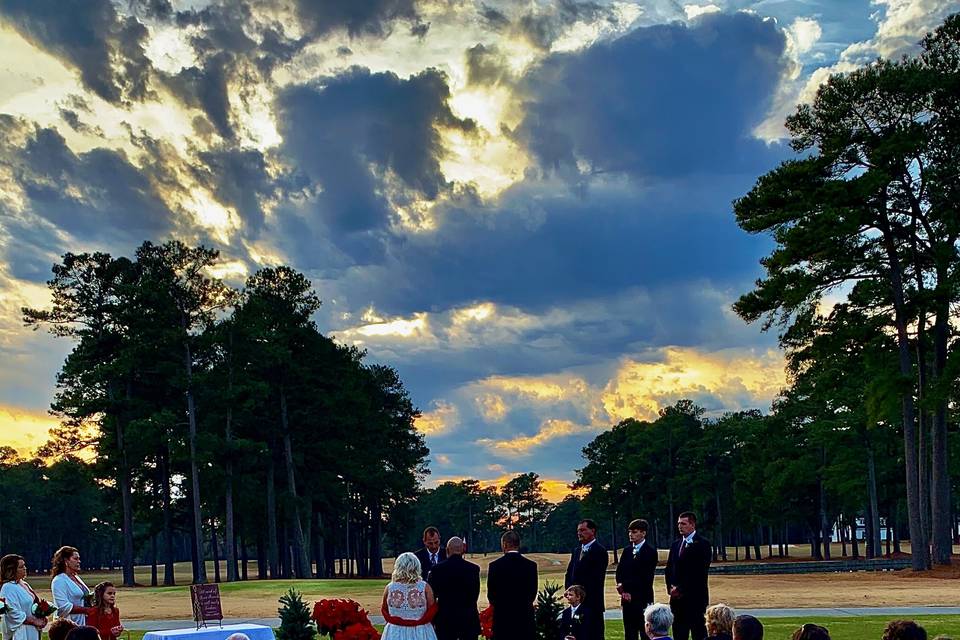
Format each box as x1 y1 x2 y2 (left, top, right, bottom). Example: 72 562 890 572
665 511 712 640
414 526 446 580
487 530 538 640
616 518 659 640
428 537 480 640
564 519 609 640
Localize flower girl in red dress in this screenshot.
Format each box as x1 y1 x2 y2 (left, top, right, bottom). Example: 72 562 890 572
87 583 123 640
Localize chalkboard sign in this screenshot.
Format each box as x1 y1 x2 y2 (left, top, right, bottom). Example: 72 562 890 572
190 584 223 629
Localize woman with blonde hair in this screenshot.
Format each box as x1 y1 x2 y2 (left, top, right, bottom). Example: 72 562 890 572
379 553 437 640
705 604 735 640
50 547 94 625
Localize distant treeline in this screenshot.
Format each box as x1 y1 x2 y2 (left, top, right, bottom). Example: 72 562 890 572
5 241 427 584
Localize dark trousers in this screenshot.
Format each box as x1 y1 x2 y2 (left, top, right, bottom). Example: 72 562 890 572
623 602 651 640
587 610 604 640
670 598 707 640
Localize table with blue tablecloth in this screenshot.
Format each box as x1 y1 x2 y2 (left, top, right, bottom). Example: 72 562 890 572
143 623 274 640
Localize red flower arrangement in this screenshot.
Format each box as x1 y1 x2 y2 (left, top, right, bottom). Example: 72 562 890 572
479 605 494 639
336 623 379 640
32 599 57 618
312 599 379 640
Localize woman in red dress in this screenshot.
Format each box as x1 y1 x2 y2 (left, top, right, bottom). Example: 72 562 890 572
86 583 122 640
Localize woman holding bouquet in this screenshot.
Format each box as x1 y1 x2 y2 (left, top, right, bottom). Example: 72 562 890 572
1 554 50 640
51 547 94 625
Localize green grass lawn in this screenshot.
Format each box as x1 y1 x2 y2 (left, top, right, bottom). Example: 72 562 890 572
44 615 960 640
602 616 960 640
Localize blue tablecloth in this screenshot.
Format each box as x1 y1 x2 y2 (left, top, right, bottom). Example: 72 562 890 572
143 623 274 640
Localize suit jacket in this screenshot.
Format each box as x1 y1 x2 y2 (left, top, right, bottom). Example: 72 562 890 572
664 532 711 608
487 552 538 640
415 546 447 580
615 541 658 608
564 541 609 612
559 604 594 640
428 554 481 637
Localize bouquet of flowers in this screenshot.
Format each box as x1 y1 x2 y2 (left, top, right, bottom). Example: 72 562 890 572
83 591 96 607
479 605 494 639
0 596 11 615
311 599 378 640
32 599 57 618
334 623 379 640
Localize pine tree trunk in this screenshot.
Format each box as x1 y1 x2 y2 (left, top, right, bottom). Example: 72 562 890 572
851 516 859 559
211 519 221 583
266 458 279 578
715 488 725 560
279 383 311 578
184 334 208 584
369 501 384 577
867 448 882 559
930 298 952 565
160 441 176 586
224 330 238 581
151 535 158 587
110 383 136 588
878 215 929 570
819 467 831 560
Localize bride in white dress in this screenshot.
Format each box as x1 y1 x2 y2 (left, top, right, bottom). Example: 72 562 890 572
380 553 438 640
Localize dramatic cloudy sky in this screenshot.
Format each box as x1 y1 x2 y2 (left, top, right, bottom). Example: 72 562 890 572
0 0 955 499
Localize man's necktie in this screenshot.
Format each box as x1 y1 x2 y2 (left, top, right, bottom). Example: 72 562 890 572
431 553 437 565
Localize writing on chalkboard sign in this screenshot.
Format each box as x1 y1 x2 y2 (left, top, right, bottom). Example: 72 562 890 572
190 584 223 629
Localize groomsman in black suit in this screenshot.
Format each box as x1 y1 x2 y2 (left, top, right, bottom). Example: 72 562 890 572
414 526 446 580
665 512 712 640
564 519 609 640
428 537 480 640
486 530 538 640
616 518 659 640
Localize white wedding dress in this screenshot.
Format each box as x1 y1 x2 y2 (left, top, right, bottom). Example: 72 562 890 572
381 580 438 640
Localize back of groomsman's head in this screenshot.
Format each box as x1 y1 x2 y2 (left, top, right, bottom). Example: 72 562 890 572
501 530 521 551
423 526 441 553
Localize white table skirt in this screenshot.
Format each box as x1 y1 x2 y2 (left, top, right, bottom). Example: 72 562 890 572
143 623 274 640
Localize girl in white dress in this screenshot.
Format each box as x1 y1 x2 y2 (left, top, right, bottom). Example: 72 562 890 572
380 552 438 640
50 547 93 626
1 554 49 640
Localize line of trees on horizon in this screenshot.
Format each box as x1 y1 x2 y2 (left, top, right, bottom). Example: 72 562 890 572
3 241 428 586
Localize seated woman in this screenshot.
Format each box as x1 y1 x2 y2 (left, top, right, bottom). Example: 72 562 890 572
705 604 735 640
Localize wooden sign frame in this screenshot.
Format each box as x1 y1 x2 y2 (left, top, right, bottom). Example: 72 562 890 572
190 584 224 629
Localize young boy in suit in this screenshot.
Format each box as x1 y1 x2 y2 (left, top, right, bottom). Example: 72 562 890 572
560 585 594 640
